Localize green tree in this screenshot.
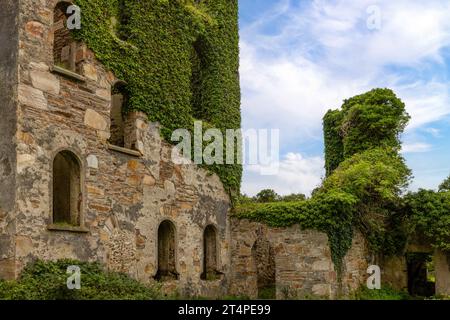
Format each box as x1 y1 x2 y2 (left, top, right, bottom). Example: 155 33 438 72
255 189 279 203
439 175 450 192
237 194 254 204
280 193 306 202
405 190 450 252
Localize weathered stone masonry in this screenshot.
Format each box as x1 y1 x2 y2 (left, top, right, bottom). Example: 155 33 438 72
229 219 368 299
0 0 232 298
3 0 450 300
0 0 19 280
1 1 372 299
228 219 450 298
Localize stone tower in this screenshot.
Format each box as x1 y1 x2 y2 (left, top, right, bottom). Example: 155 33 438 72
0 0 237 297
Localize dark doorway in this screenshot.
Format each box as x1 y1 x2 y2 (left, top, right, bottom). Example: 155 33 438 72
252 237 276 299
406 252 435 297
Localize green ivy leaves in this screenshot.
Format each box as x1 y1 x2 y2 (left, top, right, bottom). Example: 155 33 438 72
73 0 241 194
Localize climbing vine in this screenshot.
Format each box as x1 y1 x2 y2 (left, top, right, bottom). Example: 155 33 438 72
72 0 241 194
323 109 344 177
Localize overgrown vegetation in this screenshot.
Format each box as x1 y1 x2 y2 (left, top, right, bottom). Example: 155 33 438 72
404 189 450 252
72 0 241 196
235 88 450 280
0 260 163 300
323 88 410 176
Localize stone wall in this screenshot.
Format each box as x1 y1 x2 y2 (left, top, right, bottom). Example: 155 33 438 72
5 0 450 300
0 0 233 298
434 250 450 296
229 219 369 299
0 0 19 279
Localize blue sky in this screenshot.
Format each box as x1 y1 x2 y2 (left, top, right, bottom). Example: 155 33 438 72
238 0 450 196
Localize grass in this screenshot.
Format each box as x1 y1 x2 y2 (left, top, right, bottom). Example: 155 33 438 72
258 286 276 300
351 286 411 300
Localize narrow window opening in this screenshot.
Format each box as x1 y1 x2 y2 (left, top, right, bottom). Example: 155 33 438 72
201 225 221 281
155 220 178 281
53 2 78 72
53 150 81 226
116 0 131 41
109 82 128 147
190 39 206 120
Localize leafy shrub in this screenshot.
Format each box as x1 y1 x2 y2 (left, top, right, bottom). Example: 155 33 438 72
439 175 450 192
0 259 163 300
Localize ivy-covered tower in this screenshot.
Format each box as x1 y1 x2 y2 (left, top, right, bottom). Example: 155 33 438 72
323 88 410 176
0 0 240 298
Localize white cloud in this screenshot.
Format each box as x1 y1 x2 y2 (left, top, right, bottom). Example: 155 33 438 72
401 143 432 154
423 128 442 138
240 0 450 195
243 153 324 197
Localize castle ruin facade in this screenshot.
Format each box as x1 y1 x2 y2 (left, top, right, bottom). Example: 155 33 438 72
1 0 449 299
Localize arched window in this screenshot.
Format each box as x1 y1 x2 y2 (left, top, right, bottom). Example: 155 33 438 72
53 1 77 71
155 220 178 281
109 82 127 147
202 225 220 280
116 0 131 41
53 150 82 226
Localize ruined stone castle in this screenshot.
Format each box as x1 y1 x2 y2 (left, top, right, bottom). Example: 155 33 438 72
1 0 449 299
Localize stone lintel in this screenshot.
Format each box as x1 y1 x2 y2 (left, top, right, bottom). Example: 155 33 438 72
107 144 142 157
47 224 89 233
51 65 86 82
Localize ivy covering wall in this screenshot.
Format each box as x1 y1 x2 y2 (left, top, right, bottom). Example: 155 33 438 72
73 0 242 195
